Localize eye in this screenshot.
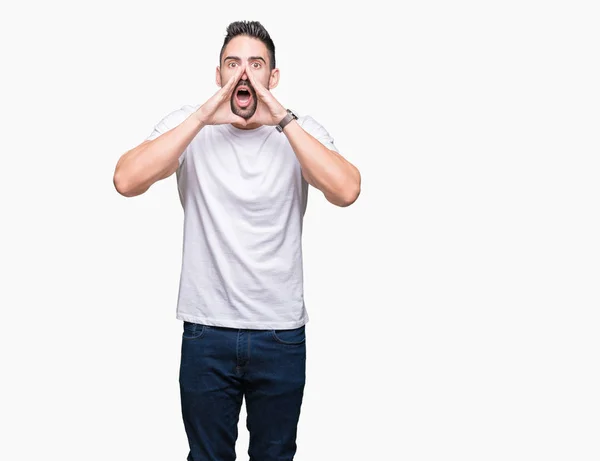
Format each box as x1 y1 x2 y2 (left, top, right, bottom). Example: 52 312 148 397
251 62 261 69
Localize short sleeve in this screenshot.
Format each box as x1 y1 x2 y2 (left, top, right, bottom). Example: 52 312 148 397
298 114 340 153
146 104 198 166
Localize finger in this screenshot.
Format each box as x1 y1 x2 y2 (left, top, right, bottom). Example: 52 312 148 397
229 111 247 125
245 62 264 91
245 62 267 98
227 66 244 93
222 65 244 98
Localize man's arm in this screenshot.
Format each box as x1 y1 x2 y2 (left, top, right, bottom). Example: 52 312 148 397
113 115 205 197
283 120 361 207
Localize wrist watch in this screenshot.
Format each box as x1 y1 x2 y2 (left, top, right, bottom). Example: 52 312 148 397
276 109 298 132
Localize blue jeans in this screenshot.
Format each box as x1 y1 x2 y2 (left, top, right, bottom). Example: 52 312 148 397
179 321 307 461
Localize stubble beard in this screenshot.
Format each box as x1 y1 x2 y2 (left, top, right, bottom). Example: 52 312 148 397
230 81 258 120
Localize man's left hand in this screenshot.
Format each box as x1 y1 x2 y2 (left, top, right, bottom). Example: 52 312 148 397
245 62 288 126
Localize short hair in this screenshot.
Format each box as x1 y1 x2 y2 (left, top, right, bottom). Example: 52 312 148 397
219 20 276 71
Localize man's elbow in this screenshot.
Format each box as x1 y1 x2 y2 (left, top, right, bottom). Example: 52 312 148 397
338 186 361 207
113 172 146 197
328 181 361 207
338 168 361 207
114 171 131 197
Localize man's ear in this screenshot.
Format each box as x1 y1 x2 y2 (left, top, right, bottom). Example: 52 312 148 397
215 66 222 87
268 68 280 90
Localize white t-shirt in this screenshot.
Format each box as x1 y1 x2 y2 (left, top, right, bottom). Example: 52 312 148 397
146 104 339 329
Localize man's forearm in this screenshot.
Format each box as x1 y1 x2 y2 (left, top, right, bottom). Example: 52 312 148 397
283 120 361 207
114 115 205 197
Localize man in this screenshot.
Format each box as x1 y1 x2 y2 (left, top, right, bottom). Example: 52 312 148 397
113 20 360 461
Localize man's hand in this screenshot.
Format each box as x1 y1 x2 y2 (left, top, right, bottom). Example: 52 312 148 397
245 62 288 126
194 65 247 126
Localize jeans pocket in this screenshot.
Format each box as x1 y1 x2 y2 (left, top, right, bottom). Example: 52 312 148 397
182 321 207 340
271 325 306 345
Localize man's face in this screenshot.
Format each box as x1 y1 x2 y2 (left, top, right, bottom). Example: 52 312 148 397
218 36 274 120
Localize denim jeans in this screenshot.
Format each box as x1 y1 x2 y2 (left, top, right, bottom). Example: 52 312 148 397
179 321 307 461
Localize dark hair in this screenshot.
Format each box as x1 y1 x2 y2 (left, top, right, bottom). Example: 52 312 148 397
219 20 276 71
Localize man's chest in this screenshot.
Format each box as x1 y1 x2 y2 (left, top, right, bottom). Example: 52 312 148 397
182 139 304 214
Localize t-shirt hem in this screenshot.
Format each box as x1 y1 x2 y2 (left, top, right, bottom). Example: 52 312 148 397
176 313 309 330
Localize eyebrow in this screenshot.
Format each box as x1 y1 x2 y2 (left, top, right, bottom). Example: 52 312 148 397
223 55 266 64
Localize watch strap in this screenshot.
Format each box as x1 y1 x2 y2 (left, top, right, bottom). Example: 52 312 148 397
276 109 298 132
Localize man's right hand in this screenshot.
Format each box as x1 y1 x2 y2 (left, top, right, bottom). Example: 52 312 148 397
194 66 247 126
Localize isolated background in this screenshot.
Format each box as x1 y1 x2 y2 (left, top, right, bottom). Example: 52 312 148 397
1 1 599 460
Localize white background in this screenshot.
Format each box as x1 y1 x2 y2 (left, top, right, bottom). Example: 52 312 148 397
1 1 599 460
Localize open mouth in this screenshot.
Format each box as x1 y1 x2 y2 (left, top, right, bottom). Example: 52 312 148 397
235 86 253 108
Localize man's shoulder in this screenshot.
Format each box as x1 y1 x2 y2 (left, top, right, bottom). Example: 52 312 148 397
293 111 325 133
290 111 339 152
293 109 309 125
157 103 201 126
176 103 201 119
